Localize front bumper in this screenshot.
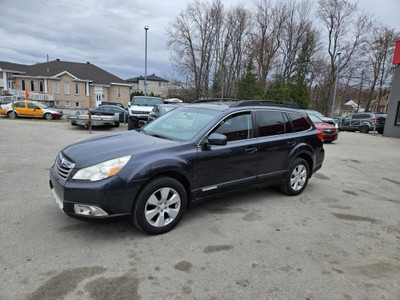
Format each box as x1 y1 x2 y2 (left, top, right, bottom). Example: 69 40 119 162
49 166 145 220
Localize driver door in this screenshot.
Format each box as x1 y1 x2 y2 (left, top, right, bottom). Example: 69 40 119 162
196 111 258 198
27 102 43 117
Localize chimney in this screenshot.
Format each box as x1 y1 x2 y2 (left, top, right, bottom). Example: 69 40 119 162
56 58 60 61
87 62 90 64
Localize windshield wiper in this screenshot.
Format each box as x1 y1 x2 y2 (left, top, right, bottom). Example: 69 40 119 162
148 133 173 140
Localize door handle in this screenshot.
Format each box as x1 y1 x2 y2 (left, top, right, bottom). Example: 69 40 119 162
287 140 297 146
245 147 258 154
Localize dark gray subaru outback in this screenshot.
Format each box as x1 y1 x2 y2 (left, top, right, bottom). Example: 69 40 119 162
50 101 324 234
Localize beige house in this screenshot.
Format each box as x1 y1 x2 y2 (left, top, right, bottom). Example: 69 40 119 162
0 59 131 108
126 74 168 97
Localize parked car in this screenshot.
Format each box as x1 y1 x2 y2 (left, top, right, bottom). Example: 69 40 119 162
308 113 338 143
128 96 164 130
339 112 386 134
0 100 63 120
99 101 125 109
49 101 325 235
88 105 128 123
304 110 336 127
147 103 184 122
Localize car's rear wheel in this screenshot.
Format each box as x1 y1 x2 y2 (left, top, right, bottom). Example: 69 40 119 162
114 122 120 127
44 113 53 120
360 126 369 133
132 176 187 235
7 111 17 119
280 158 309 196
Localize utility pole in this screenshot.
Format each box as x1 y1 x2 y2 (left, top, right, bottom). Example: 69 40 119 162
331 52 341 118
144 25 149 97
357 70 364 113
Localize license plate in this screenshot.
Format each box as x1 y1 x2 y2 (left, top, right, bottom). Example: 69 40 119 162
51 188 64 211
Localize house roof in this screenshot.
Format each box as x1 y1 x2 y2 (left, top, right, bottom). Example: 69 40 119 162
1 60 127 85
0 61 28 73
126 74 168 83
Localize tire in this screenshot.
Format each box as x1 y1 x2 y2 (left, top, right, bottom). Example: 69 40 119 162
280 158 309 196
44 113 53 120
114 122 120 127
128 118 137 130
377 128 383 134
132 176 187 235
360 126 369 134
8 111 17 119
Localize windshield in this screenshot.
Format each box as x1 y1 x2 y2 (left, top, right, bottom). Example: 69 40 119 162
308 114 323 123
308 110 324 118
132 97 163 106
33 101 48 108
160 106 176 115
143 108 217 141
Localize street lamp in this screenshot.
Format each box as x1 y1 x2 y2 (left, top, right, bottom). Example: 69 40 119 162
144 25 149 97
331 51 341 118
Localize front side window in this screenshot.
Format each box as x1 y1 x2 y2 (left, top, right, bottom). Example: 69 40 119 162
27 103 40 109
213 112 253 142
256 111 285 137
288 112 311 132
30 80 35 91
65 82 70 94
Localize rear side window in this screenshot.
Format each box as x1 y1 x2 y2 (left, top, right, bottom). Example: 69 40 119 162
214 112 253 142
14 102 26 108
256 111 285 137
288 112 311 132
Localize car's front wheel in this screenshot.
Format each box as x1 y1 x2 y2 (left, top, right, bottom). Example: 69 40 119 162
8 111 17 119
132 177 187 234
360 125 369 133
280 158 309 196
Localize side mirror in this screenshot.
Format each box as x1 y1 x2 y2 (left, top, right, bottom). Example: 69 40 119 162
207 133 227 146
128 103 131 107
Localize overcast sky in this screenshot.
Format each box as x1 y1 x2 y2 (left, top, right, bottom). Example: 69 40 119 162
0 0 399 80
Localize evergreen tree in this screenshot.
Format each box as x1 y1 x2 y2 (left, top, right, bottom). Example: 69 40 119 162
237 61 264 100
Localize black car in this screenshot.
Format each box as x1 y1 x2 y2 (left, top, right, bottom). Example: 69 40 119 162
99 101 125 109
339 112 386 134
88 105 128 123
147 103 184 122
50 101 324 234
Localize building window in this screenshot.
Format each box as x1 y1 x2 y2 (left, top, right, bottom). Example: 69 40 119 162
65 101 70 107
395 102 400 126
132 83 137 89
39 80 44 92
75 102 80 107
21 80 25 91
30 80 35 91
75 83 79 95
64 82 70 94
55 101 60 106
117 87 121 98
158 82 164 87
54 81 60 94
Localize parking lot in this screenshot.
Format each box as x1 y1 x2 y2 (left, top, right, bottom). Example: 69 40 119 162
1 118 399 300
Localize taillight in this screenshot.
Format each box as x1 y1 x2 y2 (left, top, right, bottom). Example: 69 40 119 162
317 130 324 141
371 117 376 123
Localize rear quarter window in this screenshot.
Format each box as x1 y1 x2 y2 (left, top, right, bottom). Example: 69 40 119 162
288 112 311 132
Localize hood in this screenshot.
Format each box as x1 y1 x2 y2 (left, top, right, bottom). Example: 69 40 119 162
44 107 63 114
62 130 178 168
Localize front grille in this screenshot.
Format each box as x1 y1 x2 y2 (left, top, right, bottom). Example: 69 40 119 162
55 153 74 180
322 129 336 134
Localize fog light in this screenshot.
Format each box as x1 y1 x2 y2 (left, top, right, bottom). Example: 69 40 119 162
74 204 108 216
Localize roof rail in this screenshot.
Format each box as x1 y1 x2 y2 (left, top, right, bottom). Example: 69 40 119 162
231 100 300 109
191 98 237 103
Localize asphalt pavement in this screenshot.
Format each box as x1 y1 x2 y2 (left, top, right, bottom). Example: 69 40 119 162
0 118 399 299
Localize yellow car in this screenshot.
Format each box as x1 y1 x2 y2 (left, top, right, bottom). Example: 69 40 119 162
0 100 63 120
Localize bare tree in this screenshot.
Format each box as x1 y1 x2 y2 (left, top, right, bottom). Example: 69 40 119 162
250 0 286 89
317 0 370 115
167 0 224 100
365 25 399 111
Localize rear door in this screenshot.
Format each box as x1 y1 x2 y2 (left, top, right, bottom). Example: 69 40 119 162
255 110 298 182
341 115 353 130
196 111 258 197
13 102 29 116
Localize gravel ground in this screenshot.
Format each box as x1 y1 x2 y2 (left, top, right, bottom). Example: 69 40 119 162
0 118 399 300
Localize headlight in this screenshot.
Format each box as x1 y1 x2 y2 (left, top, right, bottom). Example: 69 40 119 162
72 155 131 181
